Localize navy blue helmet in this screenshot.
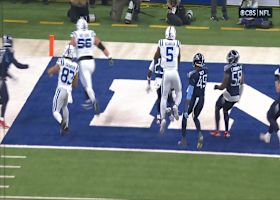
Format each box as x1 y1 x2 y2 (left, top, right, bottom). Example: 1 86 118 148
227 50 239 64
192 53 205 67
2 34 13 47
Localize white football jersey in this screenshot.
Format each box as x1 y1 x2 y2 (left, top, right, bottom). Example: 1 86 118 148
71 30 96 58
158 39 180 71
57 58 79 91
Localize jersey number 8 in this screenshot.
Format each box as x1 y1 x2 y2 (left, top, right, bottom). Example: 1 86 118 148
231 70 242 86
61 68 75 85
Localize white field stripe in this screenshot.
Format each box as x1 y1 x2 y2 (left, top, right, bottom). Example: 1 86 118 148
0 155 26 159
0 196 124 200
1 144 280 159
0 185 9 189
0 165 21 169
0 175 15 179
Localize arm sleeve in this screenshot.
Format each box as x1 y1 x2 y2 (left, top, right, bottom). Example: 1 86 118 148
8 50 28 69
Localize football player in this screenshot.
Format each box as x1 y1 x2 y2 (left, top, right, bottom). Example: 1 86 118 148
260 67 280 144
178 53 207 149
146 58 176 124
153 26 182 134
0 34 29 128
48 45 79 135
210 50 244 138
69 17 113 115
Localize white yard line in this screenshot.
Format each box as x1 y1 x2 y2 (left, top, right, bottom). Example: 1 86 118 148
0 175 15 179
1 144 280 159
0 155 26 159
0 165 21 169
0 185 9 189
0 196 124 200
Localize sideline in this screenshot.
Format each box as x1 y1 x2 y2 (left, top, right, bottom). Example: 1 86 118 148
2 144 280 159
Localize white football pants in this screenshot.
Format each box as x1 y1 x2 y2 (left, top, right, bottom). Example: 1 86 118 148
79 59 96 104
52 87 69 127
160 69 182 119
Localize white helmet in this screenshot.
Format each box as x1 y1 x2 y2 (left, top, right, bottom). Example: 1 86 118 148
76 17 88 30
165 26 176 40
63 44 75 59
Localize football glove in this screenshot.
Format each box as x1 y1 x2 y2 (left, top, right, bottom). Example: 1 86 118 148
214 85 219 90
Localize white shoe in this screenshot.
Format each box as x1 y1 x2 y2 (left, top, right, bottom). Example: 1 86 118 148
172 105 179 120
260 132 271 143
160 119 166 135
81 99 93 110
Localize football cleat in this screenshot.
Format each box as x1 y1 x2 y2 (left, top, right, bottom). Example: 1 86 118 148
210 130 221 137
94 100 100 115
160 119 166 135
260 132 271 143
166 107 174 122
178 137 187 146
156 114 161 124
210 16 219 21
0 119 10 129
224 131 231 138
81 99 93 110
197 132 203 149
60 120 68 135
172 105 179 121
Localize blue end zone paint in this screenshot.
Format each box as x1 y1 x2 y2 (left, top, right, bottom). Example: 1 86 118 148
2 58 280 155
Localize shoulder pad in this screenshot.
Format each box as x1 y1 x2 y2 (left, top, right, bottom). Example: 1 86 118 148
224 64 231 72
188 70 196 78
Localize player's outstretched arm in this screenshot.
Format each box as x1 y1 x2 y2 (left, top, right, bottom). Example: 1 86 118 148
94 36 113 65
9 51 28 69
47 64 60 76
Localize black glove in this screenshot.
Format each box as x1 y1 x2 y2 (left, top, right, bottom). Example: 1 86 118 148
214 85 219 90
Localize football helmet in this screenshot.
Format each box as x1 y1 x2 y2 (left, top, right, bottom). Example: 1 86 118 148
192 53 205 67
165 26 176 40
2 34 13 47
63 44 75 59
76 17 88 31
227 50 239 64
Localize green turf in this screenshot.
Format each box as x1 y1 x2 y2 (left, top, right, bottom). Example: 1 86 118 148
1 147 280 200
1 1 280 46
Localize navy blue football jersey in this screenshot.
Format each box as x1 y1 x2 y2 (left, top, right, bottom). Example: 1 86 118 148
224 63 243 97
0 47 28 79
188 67 208 97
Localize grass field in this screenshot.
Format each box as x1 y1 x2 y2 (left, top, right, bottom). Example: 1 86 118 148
1 1 280 46
1 1 280 200
1 147 280 200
